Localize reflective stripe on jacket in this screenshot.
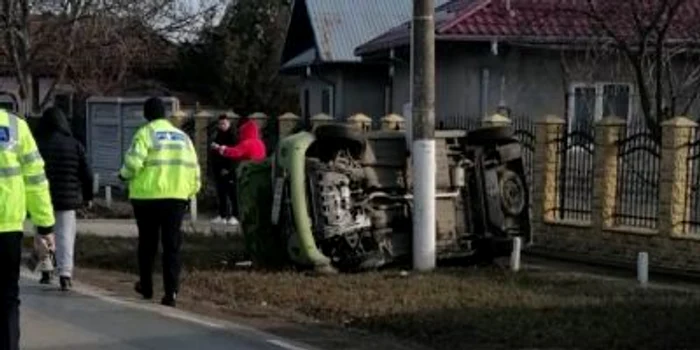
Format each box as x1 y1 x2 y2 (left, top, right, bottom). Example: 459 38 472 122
0 110 55 233
119 119 201 200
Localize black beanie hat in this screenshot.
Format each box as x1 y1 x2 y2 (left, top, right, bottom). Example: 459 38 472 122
143 97 165 121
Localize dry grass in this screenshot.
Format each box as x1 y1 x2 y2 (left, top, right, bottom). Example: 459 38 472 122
74 235 700 350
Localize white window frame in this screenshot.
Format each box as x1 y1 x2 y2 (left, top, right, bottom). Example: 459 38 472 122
567 81 634 133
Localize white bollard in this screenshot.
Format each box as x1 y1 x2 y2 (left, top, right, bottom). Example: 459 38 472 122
105 186 112 208
189 197 198 222
93 174 100 195
637 252 649 287
510 237 522 272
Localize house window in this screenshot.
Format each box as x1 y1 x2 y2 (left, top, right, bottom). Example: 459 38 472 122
321 87 333 116
568 82 633 133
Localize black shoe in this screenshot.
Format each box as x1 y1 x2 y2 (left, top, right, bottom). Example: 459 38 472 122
134 281 153 300
59 276 72 292
161 293 177 307
39 272 52 285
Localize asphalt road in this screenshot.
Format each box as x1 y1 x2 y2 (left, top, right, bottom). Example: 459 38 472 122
19 271 316 350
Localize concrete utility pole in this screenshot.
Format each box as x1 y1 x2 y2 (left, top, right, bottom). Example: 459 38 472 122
411 0 436 271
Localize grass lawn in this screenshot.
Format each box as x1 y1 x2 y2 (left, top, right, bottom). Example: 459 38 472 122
72 234 700 350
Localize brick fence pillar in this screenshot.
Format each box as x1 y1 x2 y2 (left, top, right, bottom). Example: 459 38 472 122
347 113 372 132
533 115 566 235
278 113 300 139
659 117 698 236
249 112 268 130
592 117 626 231
310 113 333 130
381 114 405 130
194 110 213 187
170 110 187 129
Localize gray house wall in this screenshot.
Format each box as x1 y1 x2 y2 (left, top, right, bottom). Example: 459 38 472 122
298 64 386 121
390 44 567 122
388 43 700 126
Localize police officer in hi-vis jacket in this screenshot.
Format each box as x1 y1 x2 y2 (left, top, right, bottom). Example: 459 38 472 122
0 108 56 350
119 97 200 308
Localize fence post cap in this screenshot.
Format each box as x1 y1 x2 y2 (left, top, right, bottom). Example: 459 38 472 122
278 112 300 120
194 110 213 118
483 113 511 123
172 110 187 118
311 113 333 121
248 112 268 119
537 114 566 124
348 113 372 122
661 116 698 127
225 110 238 118
596 116 626 126
381 114 405 122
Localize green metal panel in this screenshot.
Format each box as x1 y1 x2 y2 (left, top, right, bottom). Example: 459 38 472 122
236 158 288 269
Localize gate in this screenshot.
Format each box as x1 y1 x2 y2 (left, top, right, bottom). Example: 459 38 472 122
86 97 180 186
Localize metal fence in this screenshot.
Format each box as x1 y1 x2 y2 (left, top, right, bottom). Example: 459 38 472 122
685 134 700 234
613 123 661 229
552 128 595 222
511 115 536 190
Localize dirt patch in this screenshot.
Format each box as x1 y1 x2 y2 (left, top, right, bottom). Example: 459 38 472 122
74 236 700 350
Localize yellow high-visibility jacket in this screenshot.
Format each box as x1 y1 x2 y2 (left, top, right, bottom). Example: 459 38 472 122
119 119 201 200
0 110 55 234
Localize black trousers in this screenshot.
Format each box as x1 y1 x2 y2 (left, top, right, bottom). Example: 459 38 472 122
0 232 21 350
131 199 187 296
215 175 238 218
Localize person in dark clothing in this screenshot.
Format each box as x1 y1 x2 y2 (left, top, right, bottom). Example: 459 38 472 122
210 114 238 225
35 107 94 291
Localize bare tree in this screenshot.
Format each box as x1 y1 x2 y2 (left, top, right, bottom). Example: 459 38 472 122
0 0 224 115
559 0 700 141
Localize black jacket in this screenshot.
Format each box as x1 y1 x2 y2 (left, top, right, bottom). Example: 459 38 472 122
35 108 94 211
211 127 237 177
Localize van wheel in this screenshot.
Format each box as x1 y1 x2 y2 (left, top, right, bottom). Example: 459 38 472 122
500 170 527 216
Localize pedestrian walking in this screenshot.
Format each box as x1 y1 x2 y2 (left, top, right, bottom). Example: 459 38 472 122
0 108 55 350
210 114 238 225
119 97 200 308
35 107 94 291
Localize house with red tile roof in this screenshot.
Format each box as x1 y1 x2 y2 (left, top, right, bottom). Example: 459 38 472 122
353 0 700 130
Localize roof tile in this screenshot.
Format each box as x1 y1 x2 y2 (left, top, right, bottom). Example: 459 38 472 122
356 0 700 55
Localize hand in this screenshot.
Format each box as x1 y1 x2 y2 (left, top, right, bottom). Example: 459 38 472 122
86 200 94 210
34 233 55 258
210 142 221 150
217 146 227 155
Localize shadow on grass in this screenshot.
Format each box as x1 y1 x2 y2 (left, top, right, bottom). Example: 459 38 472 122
75 234 249 274
358 298 700 350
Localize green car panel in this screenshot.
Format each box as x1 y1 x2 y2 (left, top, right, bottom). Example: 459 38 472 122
274 132 331 268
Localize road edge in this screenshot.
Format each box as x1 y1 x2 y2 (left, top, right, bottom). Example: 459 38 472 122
20 268 320 350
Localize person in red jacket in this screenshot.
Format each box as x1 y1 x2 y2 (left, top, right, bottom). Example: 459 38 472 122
212 115 266 162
